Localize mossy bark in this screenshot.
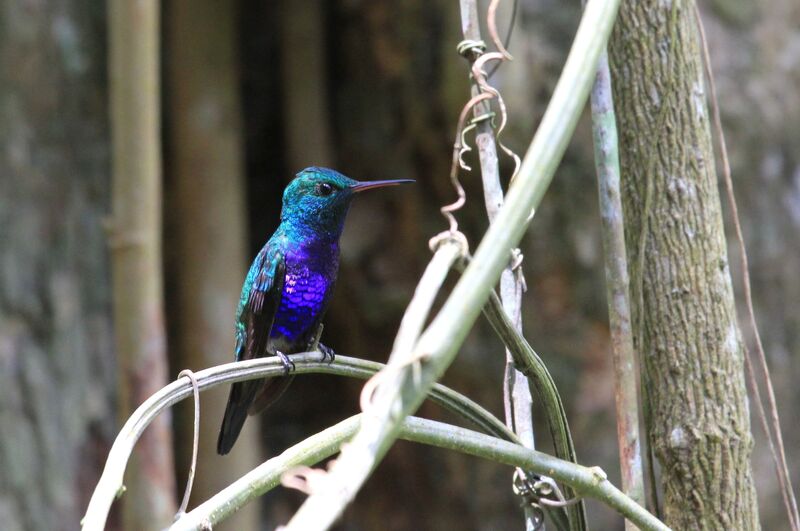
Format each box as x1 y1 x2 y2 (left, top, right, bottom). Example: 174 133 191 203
609 0 760 528
0 4 116 530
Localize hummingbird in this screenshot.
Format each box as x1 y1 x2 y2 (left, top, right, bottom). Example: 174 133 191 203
217 167 413 455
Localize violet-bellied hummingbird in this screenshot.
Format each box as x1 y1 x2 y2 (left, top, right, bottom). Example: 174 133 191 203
217 167 413 455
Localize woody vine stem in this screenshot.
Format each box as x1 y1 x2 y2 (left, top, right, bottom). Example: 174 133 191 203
282 0 625 528
454 1 543 528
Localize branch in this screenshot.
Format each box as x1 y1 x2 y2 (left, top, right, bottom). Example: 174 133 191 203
173 416 669 531
458 0 543 528
453 259 581 529
282 0 622 528
107 0 176 526
477 277 577 467
80 354 513 530
589 49 646 516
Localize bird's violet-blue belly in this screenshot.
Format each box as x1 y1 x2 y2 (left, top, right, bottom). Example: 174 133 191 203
270 264 332 348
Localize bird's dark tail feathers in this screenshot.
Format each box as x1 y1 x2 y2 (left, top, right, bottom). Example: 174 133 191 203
217 380 258 455
217 376 295 455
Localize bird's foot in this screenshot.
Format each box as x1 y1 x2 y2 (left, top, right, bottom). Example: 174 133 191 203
318 342 336 364
276 351 295 375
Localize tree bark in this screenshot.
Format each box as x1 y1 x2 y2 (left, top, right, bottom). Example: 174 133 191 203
108 0 176 527
166 1 260 527
609 0 760 528
0 3 116 530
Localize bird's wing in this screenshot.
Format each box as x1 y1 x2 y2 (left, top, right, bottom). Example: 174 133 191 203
218 243 286 455
237 244 286 361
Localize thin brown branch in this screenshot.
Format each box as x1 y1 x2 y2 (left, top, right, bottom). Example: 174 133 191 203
487 0 513 59
589 47 646 523
175 370 200 518
443 92 495 233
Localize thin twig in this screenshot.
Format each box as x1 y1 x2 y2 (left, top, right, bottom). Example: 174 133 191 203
443 92 496 232
487 0 513 59
470 53 522 180
694 6 799 529
487 0 519 79
281 0 622 528
589 48 646 519
173 416 670 531
175 370 201 518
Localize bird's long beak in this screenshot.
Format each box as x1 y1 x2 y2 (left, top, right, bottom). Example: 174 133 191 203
350 179 415 193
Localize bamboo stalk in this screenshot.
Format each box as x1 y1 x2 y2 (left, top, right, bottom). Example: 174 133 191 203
282 0 622 528
589 49 646 521
107 1 176 528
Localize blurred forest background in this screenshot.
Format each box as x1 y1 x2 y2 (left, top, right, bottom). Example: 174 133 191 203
1 0 798 530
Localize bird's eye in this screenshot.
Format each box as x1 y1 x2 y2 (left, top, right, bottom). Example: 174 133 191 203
316 183 335 196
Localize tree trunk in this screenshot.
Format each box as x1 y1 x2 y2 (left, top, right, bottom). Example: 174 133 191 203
108 0 176 527
166 1 260 527
0 4 117 530
609 0 760 528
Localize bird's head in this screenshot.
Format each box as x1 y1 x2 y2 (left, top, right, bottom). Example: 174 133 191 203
281 167 413 237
